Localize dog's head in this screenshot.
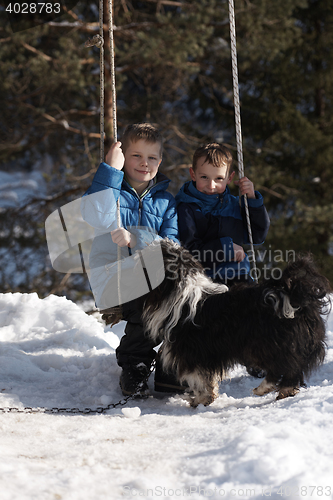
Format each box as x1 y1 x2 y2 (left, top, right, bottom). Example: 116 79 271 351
276 254 332 315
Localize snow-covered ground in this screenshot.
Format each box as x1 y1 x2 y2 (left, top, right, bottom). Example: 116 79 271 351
1 292 333 500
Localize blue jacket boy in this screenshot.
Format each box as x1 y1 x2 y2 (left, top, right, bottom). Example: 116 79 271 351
176 143 270 284
82 162 178 306
81 124 179 397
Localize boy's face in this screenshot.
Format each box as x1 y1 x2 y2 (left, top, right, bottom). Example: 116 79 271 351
190 157 235 195
124 139 162 192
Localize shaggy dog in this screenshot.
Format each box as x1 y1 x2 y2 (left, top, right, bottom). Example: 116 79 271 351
142 240 332 407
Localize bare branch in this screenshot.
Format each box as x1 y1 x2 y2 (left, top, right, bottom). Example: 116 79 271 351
143 0 188 6
61 4 80 21
258 186 285 199
9 186 86 214
40 113 102 138
49 272 72 295
67 168 97 181
48 20 160 34
170 125 202 145
21 42 52 61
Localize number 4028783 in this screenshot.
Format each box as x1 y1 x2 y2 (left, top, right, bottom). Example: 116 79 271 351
5 3 61 14
275 486 332 497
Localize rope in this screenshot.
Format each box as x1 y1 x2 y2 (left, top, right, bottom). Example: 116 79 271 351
99 0 105 163
108 0 117 144
86 0 122 305
107 0 122 307
84 32 104 162
228 0 258 283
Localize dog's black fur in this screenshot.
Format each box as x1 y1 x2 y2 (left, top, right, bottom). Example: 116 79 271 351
142 240 332 407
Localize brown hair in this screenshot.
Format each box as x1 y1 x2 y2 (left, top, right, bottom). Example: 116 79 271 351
121 123 163 157
192 143 233 175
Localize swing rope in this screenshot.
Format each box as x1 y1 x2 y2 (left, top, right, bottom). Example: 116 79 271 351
86 0 122 306
108 0 123 307
228 0 258 283
108 0 117 145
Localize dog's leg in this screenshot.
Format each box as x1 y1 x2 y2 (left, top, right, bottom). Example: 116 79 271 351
253 376 278 396
276 374 302 400
276 387 300 400
181 371 219 408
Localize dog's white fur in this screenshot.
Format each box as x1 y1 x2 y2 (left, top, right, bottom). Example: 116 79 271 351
145 268 228 343
252 378 277 396
263 290 299 319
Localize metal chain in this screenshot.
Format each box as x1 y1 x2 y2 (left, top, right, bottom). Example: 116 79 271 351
0 361 156 415
228 0 258 283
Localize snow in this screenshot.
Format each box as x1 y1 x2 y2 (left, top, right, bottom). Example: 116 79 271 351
1 292 333 500
0 169 47 208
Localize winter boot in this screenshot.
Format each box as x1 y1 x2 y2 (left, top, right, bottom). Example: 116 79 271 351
154 351 188 394
119 362 151 397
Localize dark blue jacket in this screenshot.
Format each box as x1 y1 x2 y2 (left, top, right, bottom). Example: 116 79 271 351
175 181 270 281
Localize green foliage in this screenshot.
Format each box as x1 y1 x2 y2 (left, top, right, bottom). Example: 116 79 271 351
1 0 333 297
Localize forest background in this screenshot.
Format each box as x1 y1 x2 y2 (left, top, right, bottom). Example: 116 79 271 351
1 0 332 303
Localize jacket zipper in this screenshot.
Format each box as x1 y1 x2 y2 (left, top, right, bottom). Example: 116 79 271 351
124 177 165 226
136 184 156 226
138 198 142 225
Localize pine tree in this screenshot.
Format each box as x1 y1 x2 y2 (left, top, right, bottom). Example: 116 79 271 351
0 0 223 297
1 0 332 297
236 0 333 280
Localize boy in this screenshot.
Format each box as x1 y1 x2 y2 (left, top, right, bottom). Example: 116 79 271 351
82 124 179 396
175 143 270 286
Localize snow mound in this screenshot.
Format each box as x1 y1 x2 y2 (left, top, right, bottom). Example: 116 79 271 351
0 292 333 500
0 293 121 409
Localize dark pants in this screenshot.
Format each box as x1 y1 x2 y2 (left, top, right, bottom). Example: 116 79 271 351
115 298 161 369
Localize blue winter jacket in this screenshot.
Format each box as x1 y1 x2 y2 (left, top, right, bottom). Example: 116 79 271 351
81 162 178 304
175 181 270 281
